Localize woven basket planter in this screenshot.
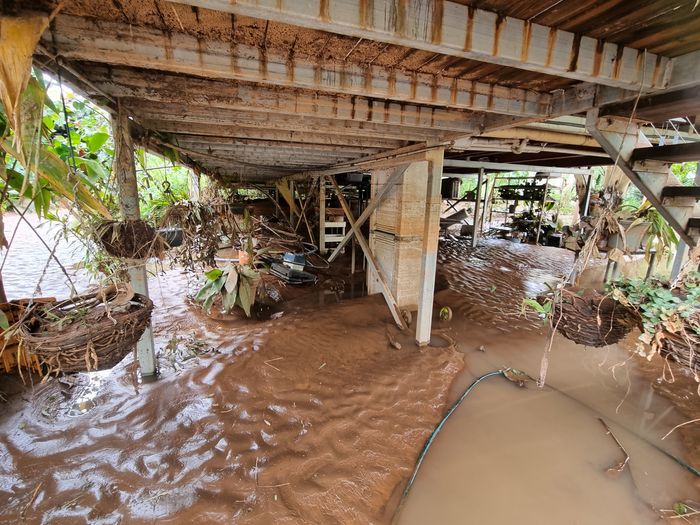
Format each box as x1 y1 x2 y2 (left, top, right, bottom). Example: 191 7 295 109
659 311 700 371
96 220 162 259
541 289 639 347
18 288 153 375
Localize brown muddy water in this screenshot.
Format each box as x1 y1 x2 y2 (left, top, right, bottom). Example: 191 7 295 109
1 216 699 524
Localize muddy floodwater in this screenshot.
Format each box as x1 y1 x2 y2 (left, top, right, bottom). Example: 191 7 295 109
1 215 699 524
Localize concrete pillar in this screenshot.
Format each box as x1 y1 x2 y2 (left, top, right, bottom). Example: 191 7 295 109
366 150 444 344
113 105 157 377
368 164 427 310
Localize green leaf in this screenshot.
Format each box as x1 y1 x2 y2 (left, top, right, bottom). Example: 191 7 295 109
0 310 9 331
224 266 239 293
85 132 109 152
222 288 237 312
204 268 223 281
237 274 258 317
76 157 109 183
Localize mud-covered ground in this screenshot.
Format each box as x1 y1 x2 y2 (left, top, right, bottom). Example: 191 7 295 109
0 215 698 524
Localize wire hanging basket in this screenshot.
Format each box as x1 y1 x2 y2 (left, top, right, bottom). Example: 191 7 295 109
96 219 163 259
17 285 153 375
540 288 639 347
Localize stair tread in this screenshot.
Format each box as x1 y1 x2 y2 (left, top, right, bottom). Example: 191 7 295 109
661 186 700 198
631 142 700 163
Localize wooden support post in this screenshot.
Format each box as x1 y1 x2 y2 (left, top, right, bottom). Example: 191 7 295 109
481 174 494 232
416 148 445 346
189 171 201 201
327 175 407 329
471 167 484 248
535 174 550 245
113 105 156 377
327 166 406 263
319 177 326 255
275 180 299 222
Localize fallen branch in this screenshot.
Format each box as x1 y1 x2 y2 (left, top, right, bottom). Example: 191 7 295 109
598 417 630 475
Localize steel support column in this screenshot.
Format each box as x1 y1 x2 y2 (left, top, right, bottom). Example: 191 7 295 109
113 105 156 377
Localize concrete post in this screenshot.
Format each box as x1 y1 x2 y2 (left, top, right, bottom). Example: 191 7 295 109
416 149 445 346
113 105 157 377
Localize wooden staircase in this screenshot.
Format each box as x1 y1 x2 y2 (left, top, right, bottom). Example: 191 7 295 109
586 109 700 247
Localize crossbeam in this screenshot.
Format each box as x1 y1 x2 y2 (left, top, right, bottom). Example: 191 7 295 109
137 115 442 143
161 131 405 150
327 166 407 263
124 100 479 136
443 160 591 175
327 175 408 329
45 14 549 118
169 0 672 90
87 67 485 134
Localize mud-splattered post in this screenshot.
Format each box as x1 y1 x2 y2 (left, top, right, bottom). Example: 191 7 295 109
471 167 484 248
416 148 445 345
113 104 157 377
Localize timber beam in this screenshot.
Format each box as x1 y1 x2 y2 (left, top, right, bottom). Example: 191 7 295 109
82 66 485 133
165 132 405 150
123 100 480 136
168 0 675 91
137 116 442 143
45 14 550 117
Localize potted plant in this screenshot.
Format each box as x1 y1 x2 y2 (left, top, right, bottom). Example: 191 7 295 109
195 263 261 317
609 272 699 370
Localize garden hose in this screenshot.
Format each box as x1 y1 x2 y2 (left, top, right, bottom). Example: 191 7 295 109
401 370 505 501
399 367 700 513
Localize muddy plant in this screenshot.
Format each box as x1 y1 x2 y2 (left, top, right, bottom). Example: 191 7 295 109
609 271 700 380
158 201 233 270
195 263 260 317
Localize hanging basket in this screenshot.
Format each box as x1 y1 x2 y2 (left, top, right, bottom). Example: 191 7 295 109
17 286 153 375
0 299 54 374
658 311 700 371
540 288 639 347
96 220 163 259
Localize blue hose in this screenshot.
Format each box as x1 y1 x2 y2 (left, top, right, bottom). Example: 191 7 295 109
402 370 505 500
400 367 700 510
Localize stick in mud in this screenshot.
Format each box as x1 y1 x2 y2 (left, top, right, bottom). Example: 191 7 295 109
598 417 630 476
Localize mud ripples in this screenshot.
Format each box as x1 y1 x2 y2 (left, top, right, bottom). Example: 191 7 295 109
0 272 464 524
436 239 574 331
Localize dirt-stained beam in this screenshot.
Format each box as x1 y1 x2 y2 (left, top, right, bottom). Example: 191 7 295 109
168 0 675 91
45 14 550 118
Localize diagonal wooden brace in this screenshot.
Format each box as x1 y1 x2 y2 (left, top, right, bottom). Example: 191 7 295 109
327 175 408 330
327 166 407 263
